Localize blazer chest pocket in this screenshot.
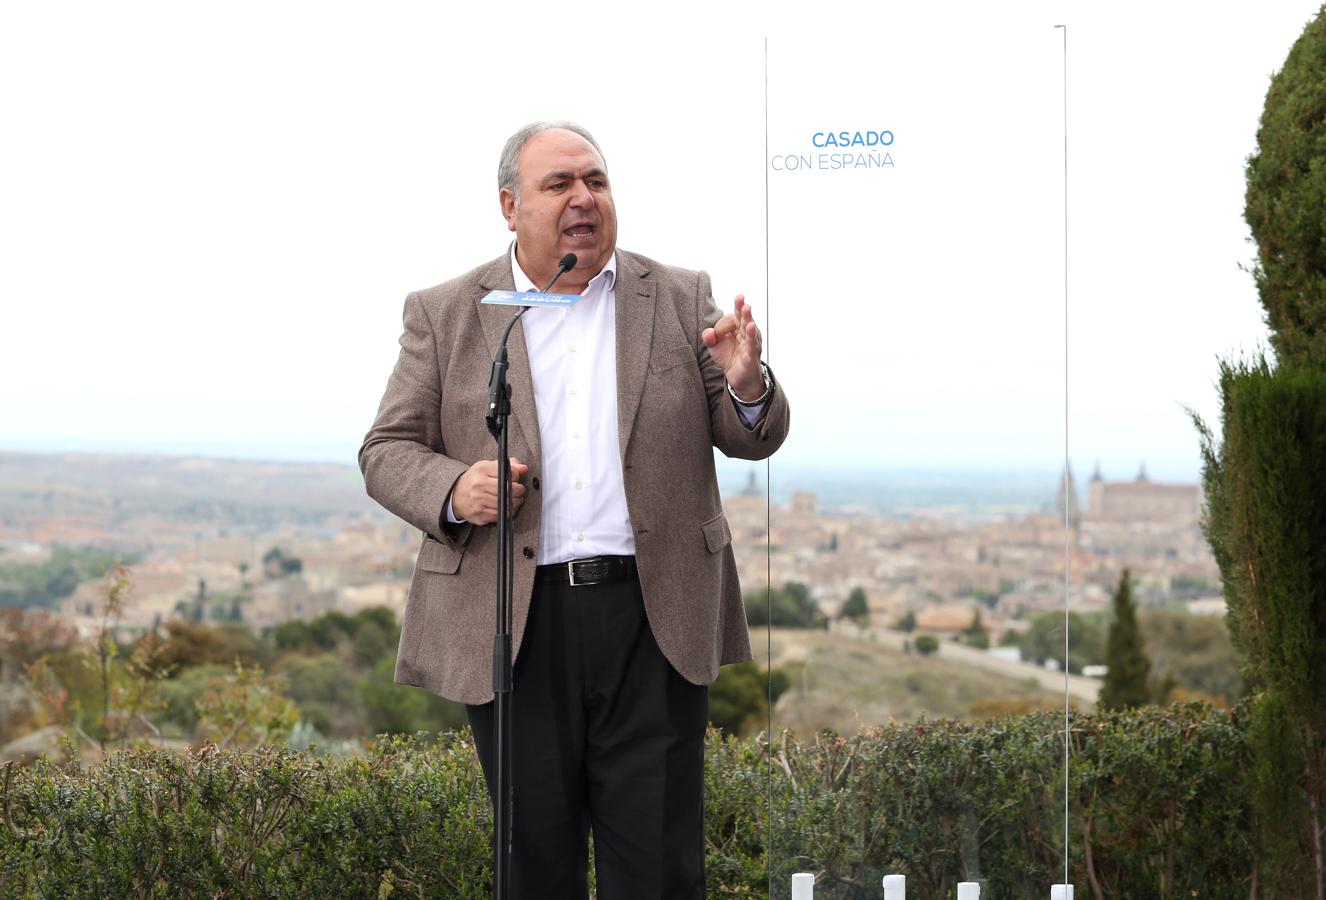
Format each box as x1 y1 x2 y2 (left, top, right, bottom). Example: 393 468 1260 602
416 535 464 574
701 512 732 553
649 344 694 374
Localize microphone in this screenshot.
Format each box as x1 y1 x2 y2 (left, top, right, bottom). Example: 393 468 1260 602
540 253 577 293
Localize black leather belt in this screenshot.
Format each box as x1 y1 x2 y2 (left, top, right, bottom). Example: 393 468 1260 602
535 555 637 587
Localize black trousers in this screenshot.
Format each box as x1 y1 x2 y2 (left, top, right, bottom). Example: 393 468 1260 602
466 573 708 900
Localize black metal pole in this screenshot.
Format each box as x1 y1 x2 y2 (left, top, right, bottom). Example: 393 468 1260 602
487 334 516 900
493 396 513 900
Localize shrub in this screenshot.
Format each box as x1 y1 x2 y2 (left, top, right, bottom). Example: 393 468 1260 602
0 706 1251 898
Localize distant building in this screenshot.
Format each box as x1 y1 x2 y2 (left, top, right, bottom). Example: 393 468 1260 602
246 576 336 632
914 603 980 636
791 492 817 516
1086 463 1200 524
1088 462 1105 513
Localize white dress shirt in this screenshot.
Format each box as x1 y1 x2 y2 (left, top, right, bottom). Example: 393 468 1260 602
517 248 635 564
448 245 766 566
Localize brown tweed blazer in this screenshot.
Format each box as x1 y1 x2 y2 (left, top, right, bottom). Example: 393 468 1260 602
359 249 790 705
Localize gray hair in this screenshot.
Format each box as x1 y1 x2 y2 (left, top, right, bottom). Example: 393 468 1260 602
498 121 607 200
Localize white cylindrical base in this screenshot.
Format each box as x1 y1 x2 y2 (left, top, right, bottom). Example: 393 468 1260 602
1051 885 1074 900
792 872 815 900
957 882 980 900
882 873 906 899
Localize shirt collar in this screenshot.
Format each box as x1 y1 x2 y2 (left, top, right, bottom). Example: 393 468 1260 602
509 242 617 295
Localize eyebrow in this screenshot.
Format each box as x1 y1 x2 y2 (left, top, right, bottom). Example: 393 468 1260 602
540 168 607 185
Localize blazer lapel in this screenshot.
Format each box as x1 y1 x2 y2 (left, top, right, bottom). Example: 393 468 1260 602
475 254 542 465
614 252 656 460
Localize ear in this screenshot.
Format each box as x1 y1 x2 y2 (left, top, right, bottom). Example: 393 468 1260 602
499 188 517 232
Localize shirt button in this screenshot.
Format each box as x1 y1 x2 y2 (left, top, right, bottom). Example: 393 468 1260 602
568 345 576 353
569 388 578 396
522 547 534 560
573 432 581 440
576 533 584 542
575 481 583 490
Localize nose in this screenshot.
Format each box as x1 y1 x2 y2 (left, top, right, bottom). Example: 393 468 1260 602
568 178 594 208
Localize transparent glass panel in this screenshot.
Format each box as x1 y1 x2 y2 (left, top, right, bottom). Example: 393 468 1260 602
766 20 1068 897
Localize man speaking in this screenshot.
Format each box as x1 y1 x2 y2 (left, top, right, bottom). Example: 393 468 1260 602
359 121 789 899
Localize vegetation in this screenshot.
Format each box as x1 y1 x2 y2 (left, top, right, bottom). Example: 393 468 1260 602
956 585 1000 608
0 705 1254 898
764 629 1063 733
744 582 827 629
1191 8 1326 893
1140 607 1242 705
708 661 791 737
1015 610 1105 675
9 564 172 755
0 546 139 610
1198 361 1326 894
959 608 989 649
1010 603 1240 706
1243 7 1326 370
0 577 468 751
5 578 801 750
1099 570 1151 710
261 546 303 577
838 587 869 625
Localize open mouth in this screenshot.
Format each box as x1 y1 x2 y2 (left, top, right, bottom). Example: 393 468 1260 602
564 223 596 238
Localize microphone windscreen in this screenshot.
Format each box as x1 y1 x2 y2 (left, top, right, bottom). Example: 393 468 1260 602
559 253 578 271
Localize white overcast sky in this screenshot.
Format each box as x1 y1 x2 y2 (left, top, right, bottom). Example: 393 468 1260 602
2 1 1319 482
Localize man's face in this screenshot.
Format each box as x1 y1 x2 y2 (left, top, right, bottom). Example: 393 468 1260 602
501 129 617 286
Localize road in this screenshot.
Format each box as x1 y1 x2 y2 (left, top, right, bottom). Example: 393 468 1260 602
846 624 1102 705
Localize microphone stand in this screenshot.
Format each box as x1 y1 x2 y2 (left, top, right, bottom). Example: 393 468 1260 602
485 255 574 900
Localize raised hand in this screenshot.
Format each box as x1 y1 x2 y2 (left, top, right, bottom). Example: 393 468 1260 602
701 295 765 400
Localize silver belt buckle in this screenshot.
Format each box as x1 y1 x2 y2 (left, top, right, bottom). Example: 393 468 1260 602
567 560 582 587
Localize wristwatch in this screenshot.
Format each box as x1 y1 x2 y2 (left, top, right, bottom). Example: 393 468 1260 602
727 361 774 406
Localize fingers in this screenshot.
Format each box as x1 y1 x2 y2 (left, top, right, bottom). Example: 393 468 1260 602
708 314 739 343
702 295 764 376
508 459 528 514
725 299 761 357
736 295 760 337
710 297 759 342
451 458 530 525
738 297 761 354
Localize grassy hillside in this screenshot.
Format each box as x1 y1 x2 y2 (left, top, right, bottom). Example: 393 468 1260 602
762 628 1069 733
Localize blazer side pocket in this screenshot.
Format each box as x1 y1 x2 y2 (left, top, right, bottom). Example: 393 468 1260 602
416 535 464 574
700 512 732 553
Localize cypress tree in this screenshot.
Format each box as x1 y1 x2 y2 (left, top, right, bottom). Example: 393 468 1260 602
961 607 989 650
1196 8 1326 894
1098 569 1151 711
1244 5 1326 370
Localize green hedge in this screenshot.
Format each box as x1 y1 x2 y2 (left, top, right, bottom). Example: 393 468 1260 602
0 705 1250 899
